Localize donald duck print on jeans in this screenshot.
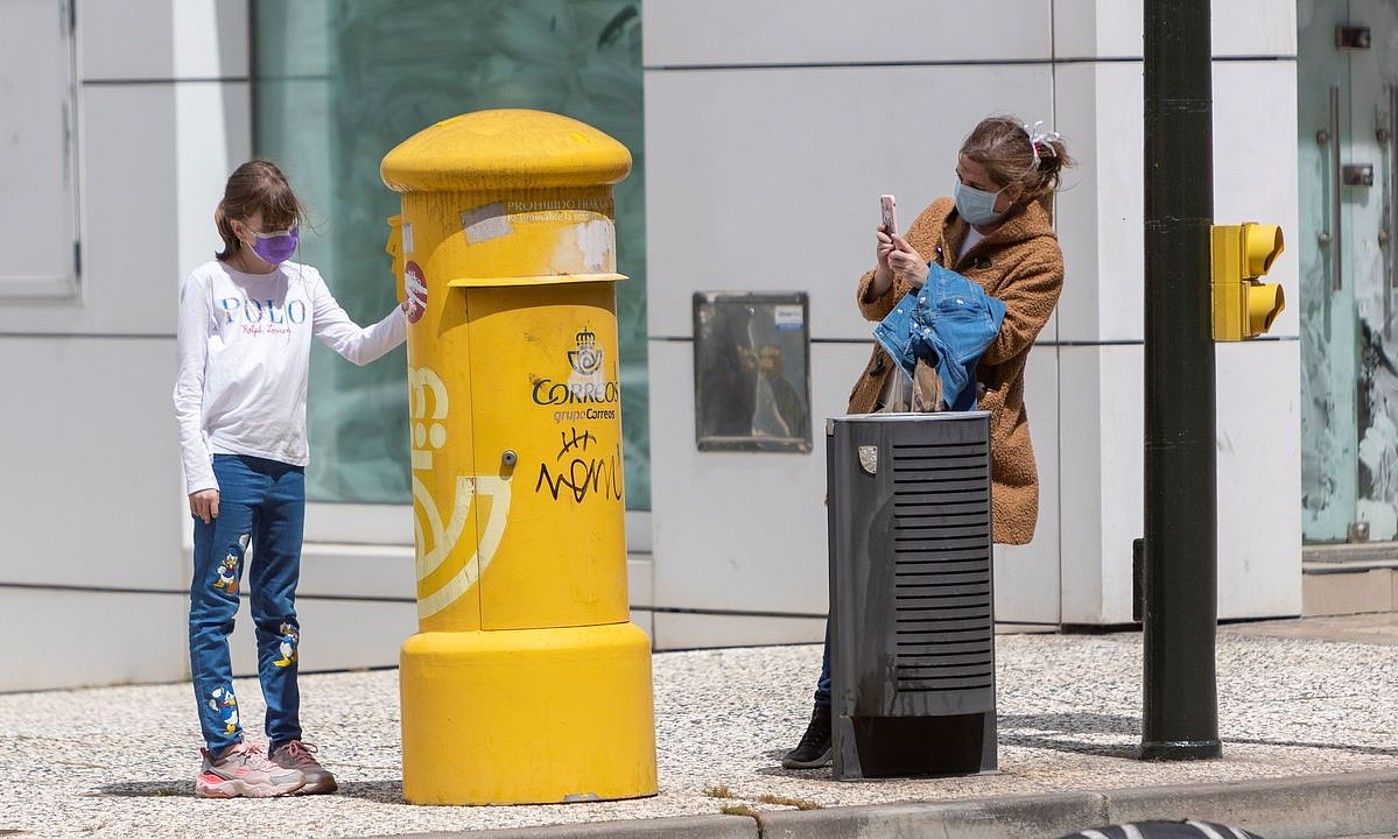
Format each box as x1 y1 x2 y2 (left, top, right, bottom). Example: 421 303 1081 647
208 686 239 736
273 622 299 668
212 534 250 595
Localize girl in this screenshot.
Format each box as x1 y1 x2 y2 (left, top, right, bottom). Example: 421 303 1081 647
782 116 1072 769
174 160 423 798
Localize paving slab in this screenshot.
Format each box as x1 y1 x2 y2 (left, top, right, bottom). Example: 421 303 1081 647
1221 613 1398 645
1 627 1396 838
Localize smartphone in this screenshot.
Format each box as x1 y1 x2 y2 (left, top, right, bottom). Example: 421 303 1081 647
879 194 898 237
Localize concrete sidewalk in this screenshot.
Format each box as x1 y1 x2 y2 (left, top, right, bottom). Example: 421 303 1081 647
1 616 1396 838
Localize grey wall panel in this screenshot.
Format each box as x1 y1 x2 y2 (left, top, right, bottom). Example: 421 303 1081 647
0 588 187 691
1058 344 1143 625
1054 61 1146 344
1053 0 1144 60
644 64 1055 341
1216 340 1302 619
0 80 252 337
1056 340 1302 623
649 339 870 615
0 84 175 335
174 82 254 285
80 0 249 81
0 336 184 590
1212 60 1300 339
1214 0 1296 58
79 0 177 80
651 611 825 651
1052 60 1298 344
643 0 1052 67
1053 0 1294 61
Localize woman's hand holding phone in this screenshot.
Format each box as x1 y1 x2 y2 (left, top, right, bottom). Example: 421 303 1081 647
887 234 929 288
869 227 897 298
876 228 896 272
872 194 899 295
869 193 927 294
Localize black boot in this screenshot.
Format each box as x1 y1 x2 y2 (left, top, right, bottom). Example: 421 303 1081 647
781 703 832 769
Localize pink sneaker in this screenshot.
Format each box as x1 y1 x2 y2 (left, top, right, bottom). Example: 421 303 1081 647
195 741 305 799
270 740 338 795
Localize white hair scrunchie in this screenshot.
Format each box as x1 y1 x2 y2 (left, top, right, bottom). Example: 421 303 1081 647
1023 120 1062 167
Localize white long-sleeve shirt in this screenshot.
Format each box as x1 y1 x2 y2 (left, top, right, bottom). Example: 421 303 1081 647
173 259 407 495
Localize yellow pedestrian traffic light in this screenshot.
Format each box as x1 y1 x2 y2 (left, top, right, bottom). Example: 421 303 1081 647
1211 222 1285 341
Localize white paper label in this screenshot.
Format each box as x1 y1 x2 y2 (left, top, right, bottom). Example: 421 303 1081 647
774 304 804 330
576 219 614 272
460 203 511 244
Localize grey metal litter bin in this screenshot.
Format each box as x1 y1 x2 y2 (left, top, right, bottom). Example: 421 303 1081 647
826 411 996 779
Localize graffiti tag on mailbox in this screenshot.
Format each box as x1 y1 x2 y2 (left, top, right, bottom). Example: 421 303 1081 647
535 426 623 504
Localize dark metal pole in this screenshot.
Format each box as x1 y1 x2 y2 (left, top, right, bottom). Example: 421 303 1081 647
1141 0 1221 760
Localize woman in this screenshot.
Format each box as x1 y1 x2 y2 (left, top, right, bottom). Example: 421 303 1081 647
783 116 1072 769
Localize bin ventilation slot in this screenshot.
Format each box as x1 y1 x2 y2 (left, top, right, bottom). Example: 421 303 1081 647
889 443 993 695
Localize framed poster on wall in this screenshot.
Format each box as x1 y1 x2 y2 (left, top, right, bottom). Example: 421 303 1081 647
692 291 812 453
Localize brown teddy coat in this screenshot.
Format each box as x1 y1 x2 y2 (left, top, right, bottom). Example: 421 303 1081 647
849 197 1064 545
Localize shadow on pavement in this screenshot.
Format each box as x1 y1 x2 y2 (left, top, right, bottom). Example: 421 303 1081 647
1000 712 1398 760
85 779 419 802
997 711 1141 759
1227 737 1398 758
85 780 192 798
760 711 1398 775
336 780 407 804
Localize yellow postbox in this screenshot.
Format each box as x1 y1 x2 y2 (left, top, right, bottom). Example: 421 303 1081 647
380 109 657 805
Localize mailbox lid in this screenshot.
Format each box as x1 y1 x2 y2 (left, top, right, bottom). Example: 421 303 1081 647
381 109 632 194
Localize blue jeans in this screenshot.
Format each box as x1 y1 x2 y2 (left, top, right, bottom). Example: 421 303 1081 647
814 620 831 709
189 454 305 753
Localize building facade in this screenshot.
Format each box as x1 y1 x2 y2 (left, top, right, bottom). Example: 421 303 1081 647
1 0 1310 691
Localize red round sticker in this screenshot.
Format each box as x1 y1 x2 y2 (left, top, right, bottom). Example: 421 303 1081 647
404 260 427 324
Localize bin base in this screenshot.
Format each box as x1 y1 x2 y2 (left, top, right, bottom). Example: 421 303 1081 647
400 622 657 804
833 712 997 780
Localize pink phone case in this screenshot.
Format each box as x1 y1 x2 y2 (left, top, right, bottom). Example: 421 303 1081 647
880 194 898 236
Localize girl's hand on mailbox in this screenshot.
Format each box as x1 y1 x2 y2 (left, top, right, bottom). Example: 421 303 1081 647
402 269 428 319
887 235 929 288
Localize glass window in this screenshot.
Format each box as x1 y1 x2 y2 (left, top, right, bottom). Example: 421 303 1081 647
252 0 649 509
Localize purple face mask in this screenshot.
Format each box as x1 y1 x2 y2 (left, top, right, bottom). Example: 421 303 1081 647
249 226 298 265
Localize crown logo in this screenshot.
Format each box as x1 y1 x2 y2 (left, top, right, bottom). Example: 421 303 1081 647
568 326 604 376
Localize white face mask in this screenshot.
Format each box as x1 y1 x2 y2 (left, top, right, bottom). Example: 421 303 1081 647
954 180 1006 227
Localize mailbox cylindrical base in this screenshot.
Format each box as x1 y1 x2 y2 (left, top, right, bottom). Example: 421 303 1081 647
399 622 657 805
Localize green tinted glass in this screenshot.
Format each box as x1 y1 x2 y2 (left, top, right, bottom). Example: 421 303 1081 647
253 0 649 509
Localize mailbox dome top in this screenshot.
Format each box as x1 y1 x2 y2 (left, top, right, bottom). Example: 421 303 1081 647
380 109 632 193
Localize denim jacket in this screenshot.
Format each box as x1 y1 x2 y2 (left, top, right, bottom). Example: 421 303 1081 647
871 262 1007 412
